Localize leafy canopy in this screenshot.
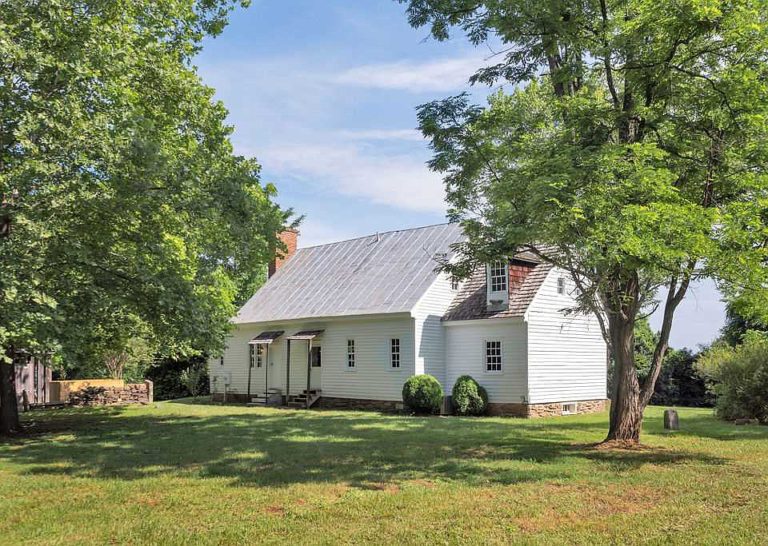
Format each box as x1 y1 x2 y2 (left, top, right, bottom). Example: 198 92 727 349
401 0 768 439
0 0 288 365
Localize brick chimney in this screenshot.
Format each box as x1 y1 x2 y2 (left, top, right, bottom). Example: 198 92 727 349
508 259 536 291
269 228 298 278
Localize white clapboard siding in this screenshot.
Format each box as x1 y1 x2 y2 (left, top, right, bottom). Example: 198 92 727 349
525 268 608 403
210 323 257 397
319 316 415 401
444 319 528 403
215 315 415 401
411 271 460 387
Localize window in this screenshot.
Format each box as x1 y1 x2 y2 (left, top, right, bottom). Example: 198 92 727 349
390 338 401 369
311 346 322 367
249 344 264 368
347 339 355 368
490 261 508 292
219 356 224 367
485 341 502 373
562 402 577 415
256 344 264 368
557 277 566 295
450 277 459 291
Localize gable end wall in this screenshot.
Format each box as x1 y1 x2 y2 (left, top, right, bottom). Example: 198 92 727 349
525 268 608 404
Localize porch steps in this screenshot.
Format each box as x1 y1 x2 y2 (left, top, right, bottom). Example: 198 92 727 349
286 389 322 409
247 389 282 407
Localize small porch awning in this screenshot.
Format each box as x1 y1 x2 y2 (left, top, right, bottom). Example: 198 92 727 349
286 329 325 340
248 330 285 345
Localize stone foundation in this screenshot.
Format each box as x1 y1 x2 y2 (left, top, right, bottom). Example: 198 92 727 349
488 399 608 418
210 392 252 403
487 403 529 417
69 380 153 407
315 396 402 412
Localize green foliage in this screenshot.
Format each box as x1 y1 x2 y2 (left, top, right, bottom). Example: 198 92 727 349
402 374 444 414
697 332 768 423
651 348 713 408
0 1 290 373
720 299 768 347
180 361 208 398
608 319 711 407
451 375 488 416
145 356 209 401
401 0 768 438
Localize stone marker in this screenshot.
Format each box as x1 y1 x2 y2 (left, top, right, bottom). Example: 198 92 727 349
664 409 679 430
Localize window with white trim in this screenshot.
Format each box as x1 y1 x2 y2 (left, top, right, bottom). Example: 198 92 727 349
250 344 264 368
485 340 502 373
390 338 401 369
557 276 566 295
490 261 508 292
562 402 577 415
347 339 355 368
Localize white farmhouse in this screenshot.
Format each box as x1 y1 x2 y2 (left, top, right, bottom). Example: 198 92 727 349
211 223 608 417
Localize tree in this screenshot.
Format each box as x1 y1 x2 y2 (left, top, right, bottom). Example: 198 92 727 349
0 0 290 434
720 299 768 346
180 361 207 398
401 0 768 442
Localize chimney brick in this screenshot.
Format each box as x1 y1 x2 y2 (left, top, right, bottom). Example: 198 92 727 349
509 259 536 291
269 229 298 278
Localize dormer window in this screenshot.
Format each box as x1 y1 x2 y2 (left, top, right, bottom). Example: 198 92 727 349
490 261 508 292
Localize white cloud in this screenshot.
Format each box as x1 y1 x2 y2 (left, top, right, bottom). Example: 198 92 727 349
197 55 456 214
334 56 483 92
335 128 425 141
262 142 446 213
295 217 358 248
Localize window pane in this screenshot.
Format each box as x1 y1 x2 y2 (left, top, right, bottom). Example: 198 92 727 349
490 261 508 292
347 339 355 368
391 338 400 368
485 341 502 372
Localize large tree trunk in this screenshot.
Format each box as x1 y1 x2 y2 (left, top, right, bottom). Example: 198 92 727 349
0 350 20 435
606 315 644 443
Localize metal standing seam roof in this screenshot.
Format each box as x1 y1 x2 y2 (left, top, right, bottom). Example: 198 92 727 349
234 223 466 324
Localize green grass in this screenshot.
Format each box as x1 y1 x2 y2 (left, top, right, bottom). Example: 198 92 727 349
2 401 768 545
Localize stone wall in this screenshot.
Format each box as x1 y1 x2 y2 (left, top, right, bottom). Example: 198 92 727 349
69 380 153 407
488 398 608 418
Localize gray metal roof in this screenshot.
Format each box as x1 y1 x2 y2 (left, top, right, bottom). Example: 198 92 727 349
234 223 465 324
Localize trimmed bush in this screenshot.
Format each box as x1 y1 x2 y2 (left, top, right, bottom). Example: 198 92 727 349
402 374 443 414
452 375 489 415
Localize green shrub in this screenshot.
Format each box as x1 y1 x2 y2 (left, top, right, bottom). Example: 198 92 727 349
452 375 489 415
145 355 209 400
402 374 443 414
697 332 768 423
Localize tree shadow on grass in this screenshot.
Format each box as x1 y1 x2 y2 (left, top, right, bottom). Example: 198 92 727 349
2 402 729 490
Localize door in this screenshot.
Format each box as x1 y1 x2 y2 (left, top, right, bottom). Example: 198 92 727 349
310 346 322 391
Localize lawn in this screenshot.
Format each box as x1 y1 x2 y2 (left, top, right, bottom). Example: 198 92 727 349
1 402 767 545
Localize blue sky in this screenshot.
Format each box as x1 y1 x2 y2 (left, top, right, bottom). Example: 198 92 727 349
195 0 726 349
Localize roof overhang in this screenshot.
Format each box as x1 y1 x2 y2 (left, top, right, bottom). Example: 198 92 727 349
248 330 285 345
286 329 325 340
